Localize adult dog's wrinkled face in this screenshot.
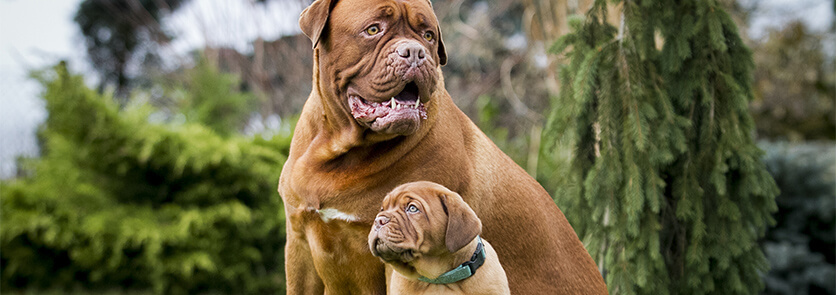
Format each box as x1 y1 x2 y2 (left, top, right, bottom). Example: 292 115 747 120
368 182 481 269
299 0 447 135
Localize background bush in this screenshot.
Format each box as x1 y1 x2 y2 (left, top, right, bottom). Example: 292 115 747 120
760 142 836 295
1 63 292 294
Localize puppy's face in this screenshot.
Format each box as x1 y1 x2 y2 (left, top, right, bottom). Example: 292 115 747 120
368 182 481 269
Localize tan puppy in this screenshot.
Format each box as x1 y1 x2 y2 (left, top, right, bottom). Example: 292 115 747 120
369 182 510 294
278 0 607 293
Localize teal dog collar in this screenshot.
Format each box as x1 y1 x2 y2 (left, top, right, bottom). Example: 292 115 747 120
418 236 486 284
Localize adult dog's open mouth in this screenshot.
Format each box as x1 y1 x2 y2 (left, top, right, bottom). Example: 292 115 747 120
348 82 427 134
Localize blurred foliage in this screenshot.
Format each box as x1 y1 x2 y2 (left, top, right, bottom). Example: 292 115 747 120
202 34 314 120
760 142 835 295
474 94 531 166
750 22 836 141
0 62 292 294
176 58 258 137
75 0 188 101
432 0 548 138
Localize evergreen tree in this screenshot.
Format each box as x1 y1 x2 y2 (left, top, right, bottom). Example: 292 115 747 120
1 63 291 294
544 1 779 293
179 58 258 137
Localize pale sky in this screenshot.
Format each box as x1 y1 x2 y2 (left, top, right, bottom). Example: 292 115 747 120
0 0 834 178
1 0 86 178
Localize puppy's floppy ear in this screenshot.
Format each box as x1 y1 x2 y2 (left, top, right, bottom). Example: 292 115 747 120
299 0 336 49
441 194 481 253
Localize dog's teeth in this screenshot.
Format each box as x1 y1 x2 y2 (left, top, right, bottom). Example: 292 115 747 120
390 98 396 109
415 97 420 107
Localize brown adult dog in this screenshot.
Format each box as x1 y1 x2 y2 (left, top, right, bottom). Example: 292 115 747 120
277 0 607 293
369 181 510 294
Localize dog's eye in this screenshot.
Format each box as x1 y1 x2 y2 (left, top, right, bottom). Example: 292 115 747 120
406 204 419 213
423 31 434 41
366 25 381 35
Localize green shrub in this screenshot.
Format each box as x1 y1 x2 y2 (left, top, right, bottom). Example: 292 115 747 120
178 58 258 137
1 63 291 294
760 142 835 294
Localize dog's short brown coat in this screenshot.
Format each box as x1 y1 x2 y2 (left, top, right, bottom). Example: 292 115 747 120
277 0 607 293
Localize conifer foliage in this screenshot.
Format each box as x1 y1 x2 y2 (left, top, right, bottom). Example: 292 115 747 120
179 59 257 137
1 63 290 294
545 1 779 293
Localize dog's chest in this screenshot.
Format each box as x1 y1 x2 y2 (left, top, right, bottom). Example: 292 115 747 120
282 175 384 240
288 201 382 271
313 207 361 223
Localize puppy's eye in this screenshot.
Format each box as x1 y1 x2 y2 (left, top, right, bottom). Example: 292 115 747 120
423 31 434 41
366 25 381 35
406 204 419 213
379 207 384 212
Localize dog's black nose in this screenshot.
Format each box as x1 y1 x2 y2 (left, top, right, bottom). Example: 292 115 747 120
396 41 426 66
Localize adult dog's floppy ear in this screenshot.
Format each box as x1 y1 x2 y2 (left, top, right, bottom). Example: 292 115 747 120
425 0 447 66
436 26 448 66
299 0 336 49
441 194 481 253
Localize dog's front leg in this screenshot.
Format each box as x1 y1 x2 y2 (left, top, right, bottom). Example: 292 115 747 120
284 215 325 294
